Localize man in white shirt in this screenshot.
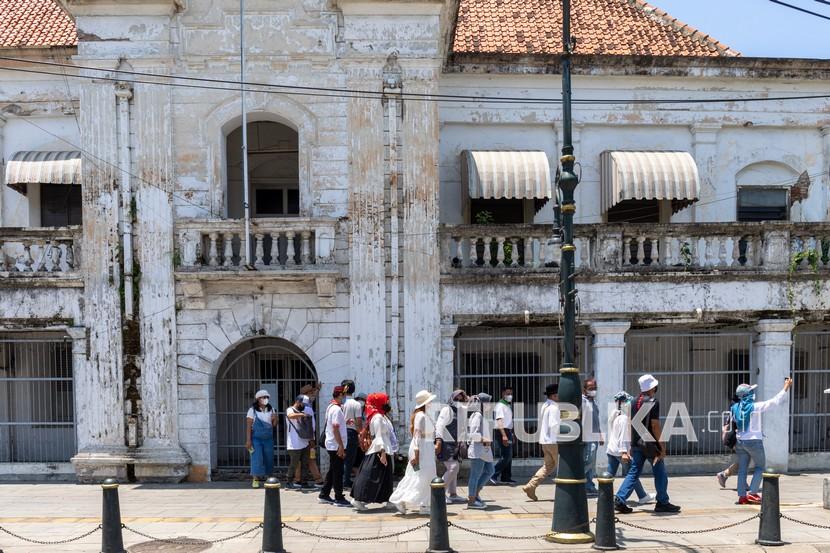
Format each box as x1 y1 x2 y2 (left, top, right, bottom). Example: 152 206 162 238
319 385 350 506
491 386 516 484
341 379 363 488
285 395 315 489
582 378 603 496
523 383 560 501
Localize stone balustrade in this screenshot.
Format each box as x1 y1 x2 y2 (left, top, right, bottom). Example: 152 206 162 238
175 218 337 270
0 227 80 274
441 222 830 274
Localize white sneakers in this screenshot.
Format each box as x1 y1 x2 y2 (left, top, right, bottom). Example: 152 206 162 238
351 499 368 511
638 493 657 505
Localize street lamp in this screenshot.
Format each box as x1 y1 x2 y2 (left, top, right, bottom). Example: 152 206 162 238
547 0 593 545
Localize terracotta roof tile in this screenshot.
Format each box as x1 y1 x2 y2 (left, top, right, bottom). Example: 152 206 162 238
453 0 739 57
0 0 76 49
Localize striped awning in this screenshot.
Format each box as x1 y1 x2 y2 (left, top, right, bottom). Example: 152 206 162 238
463 150 553 199
5 151 82 194
600 151 700 213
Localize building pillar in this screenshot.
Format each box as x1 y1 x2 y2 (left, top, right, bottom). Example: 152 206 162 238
590 321 630 471
71 81 130 482
690 123 722 223
133 79 190 482
821 127 830 221
753 319 795 472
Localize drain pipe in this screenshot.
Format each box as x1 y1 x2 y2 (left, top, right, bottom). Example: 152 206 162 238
115 83 134 319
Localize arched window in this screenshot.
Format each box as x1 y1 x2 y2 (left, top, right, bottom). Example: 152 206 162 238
226 121 299 218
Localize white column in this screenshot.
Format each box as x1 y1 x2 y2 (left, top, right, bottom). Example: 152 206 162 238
753 319 795 472
590 321 631 471
821 127 830 222
0 115 6 226
690 123 722 223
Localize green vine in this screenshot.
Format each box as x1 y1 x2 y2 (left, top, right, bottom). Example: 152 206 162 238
787 248 821 310
680 242 692 270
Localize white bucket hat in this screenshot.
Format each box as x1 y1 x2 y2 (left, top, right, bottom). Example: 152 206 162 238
255 389 270 399
638 374 659 393
415 389 437 409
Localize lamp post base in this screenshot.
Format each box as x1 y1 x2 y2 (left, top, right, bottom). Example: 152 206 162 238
546 531 595 544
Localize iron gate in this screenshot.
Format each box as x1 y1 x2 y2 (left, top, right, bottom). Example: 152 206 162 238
215 337 317 472
791 329 830 453
454 327 590 459
625 329 753 457
0 335 75 463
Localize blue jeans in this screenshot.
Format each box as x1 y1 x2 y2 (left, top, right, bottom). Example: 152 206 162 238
607 454 647 500
493 429 514 482
250 436 274 477
468 458 495 499
736 439 765 497
615 448 669 505
583 442 599 492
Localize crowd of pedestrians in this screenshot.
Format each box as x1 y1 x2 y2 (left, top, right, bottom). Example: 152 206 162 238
243 372 794 515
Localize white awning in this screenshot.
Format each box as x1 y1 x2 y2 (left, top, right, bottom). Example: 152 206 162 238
5 151 82 194
600 151 700 212
463 150 553 199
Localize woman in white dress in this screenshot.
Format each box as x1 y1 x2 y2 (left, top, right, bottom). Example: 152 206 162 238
389 389 437 515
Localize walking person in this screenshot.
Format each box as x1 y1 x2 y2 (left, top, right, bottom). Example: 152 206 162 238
582 378 603 497
491 386 515 484
716 394 740 489
351 393 396 511
318 385 350 507
389 389 438 515
295 395 324 487
341 379 363 489
614 374 681 514
245 389 277 488
435 389 468 504
606 391 655 505
522 383 560 501
285 395 315 489
732 378 793 505
352 392 368 473
467 392 495 509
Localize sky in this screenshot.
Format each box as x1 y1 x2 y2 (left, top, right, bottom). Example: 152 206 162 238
646 0 830 58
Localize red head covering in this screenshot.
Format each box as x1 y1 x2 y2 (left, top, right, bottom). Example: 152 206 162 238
365 392 389 423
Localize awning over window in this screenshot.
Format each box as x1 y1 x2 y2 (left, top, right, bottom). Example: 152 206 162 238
5 151 82 194
600 151 700 213
463 150 553 199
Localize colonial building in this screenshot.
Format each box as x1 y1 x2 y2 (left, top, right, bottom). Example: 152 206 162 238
0 0 828 482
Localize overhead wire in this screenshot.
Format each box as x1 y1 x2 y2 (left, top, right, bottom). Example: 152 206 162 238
768 0 830 20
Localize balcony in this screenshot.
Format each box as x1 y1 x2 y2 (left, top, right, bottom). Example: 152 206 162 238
0 227 81 278
440 222 830 276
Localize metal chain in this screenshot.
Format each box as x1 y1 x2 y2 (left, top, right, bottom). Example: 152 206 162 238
0 524 101 545
282 521 428 541
615 513 760 534
448 521 549 540
780 513 830 530
122 523 262 544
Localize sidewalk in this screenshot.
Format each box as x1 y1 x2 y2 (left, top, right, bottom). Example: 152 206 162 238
1 473 829 552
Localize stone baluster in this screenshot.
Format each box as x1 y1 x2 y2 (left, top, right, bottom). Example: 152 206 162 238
64 240 75 270
222 232 234 267
0 239 6 271
732 236 742 267
207 232 219 267
495 237 505 268
49 240 62 272
623 237 632 265
482 237 492 267
465 237 476 268
301 231 312 265
718 236 728 268
745 236 757 267
703 237 714 267
636 236 646 266
660 236 671 268
506 237 516 268
270 231 282 268
452 236 463 268
254 233 265 267
537 237 546 268
668 237 679 266
286 231 297 266
524 235 533 268
21 240 34 272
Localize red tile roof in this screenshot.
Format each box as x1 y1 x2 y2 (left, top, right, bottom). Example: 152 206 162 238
0 0 77 49
452 0 739 57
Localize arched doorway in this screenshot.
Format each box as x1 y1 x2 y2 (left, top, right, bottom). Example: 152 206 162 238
215 337 317 472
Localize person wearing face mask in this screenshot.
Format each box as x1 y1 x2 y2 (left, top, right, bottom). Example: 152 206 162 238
245 389 277 488
522 383 560 501
581 378 604 496
351 393 396 511
318 385 350 507
491 386 515 485
731 378 792 505
614 374 680 514
467 392 495 509
435 389 468 504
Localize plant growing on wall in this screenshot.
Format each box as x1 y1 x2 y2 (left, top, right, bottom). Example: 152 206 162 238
473 210 514 266
680 242 693 270
787 247 822 310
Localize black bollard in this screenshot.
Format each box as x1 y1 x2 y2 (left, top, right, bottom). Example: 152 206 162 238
262 477 287 553
425 477 455 553
756 469 785 546
593 473 619 551
101 478 125 553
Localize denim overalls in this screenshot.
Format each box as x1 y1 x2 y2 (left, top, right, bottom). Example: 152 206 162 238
250 411 275 477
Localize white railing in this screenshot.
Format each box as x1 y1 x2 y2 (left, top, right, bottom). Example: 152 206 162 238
175 218 337 270
0 227 80 274
441 225 560 270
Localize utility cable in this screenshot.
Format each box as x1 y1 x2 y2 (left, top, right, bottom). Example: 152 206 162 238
768 0 830 21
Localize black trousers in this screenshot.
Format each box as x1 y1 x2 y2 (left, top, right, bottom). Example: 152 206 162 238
321 449 345 500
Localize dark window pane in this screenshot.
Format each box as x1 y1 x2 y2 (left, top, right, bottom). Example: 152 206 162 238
737 188 788 222
606 199 660 223
41 183 82 227
287 189 299 214
470 198 525 224
255 189 284 216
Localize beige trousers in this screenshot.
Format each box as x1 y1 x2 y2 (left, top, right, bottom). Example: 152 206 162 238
526 443 559 490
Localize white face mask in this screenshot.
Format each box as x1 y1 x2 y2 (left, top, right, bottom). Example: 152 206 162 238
587 390 597 398
504 395 513 403
259 398 269 406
